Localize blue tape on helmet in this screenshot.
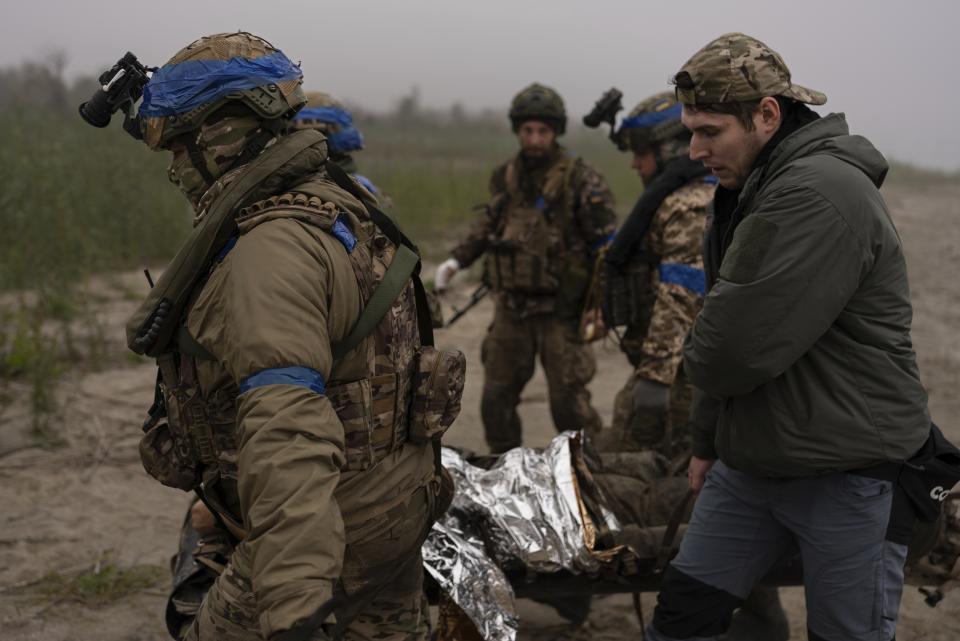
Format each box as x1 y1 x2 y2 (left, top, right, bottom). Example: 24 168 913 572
619 102 682 131
293 106 353 127
139 50 302 118
326 127 364 154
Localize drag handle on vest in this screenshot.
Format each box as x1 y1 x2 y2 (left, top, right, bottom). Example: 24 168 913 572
444 283 489 328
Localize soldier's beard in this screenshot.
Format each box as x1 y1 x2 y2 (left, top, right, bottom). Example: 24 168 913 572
521 144 557 168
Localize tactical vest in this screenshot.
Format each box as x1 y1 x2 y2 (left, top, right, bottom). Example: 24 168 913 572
138 139 464 530
483 154 591 314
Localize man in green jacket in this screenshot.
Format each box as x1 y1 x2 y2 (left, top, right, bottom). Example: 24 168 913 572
645 33 931 641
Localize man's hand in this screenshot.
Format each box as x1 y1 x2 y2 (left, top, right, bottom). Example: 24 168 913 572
434 257 460 292
688 456 715 494
580 308 607 342
190 499 220 537
632 377 671 414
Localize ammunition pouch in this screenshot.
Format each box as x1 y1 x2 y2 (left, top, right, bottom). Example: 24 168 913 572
139 352 238 492
554 255 591 319
408 347 466 444
484 221 563 296
602 261 657 328
328 373 405 472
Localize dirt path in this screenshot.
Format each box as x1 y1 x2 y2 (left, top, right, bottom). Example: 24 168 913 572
1 183 958 640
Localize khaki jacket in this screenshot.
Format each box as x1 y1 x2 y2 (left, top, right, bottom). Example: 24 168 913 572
185 188 434 636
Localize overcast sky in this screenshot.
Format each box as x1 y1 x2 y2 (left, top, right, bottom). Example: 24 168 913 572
4 0 958 169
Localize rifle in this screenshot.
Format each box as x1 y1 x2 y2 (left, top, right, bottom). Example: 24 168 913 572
444 283 490 328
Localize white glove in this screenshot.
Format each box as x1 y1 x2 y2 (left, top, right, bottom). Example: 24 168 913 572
435 258 460 292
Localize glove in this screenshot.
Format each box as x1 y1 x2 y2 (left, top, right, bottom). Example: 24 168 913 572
434 257 460 292
632 377 671 414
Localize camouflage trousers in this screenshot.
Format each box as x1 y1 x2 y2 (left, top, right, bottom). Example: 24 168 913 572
606 364 693 456
480 303 602 453
182 489 432 641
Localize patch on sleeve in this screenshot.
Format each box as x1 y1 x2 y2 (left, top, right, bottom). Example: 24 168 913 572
718 216 778 284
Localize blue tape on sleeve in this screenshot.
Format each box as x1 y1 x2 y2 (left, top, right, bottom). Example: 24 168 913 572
239 366 326 395
658 263 706 296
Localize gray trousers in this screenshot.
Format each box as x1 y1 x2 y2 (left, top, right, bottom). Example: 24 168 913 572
646 460 911 641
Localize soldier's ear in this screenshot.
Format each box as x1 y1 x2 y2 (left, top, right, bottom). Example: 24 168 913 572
756 96 782 136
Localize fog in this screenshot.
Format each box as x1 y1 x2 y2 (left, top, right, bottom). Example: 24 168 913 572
3 0 958 169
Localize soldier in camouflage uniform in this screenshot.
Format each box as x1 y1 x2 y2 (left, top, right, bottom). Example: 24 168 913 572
599 92 715 456
289 92 392 209
108 33 461 641
435 83 617 453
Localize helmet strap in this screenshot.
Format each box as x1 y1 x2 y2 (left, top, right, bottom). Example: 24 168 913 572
184 135 217 185
224 117 285 174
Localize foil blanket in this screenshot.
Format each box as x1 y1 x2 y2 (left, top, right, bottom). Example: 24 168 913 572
422 433 617 641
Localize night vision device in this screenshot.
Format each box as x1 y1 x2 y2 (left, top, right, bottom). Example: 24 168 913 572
78 52 154 140
582 87 625 148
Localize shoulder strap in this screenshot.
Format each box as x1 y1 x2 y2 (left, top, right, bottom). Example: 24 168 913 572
324 162 435 349
330 243 419 360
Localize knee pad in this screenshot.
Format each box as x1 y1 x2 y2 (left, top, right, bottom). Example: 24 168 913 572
652 565 741 638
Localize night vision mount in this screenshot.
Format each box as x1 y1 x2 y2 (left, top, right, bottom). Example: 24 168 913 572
582 87 624 148
78 52 154 140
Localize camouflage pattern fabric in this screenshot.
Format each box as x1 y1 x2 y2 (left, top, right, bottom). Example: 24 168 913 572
450 147 617 317
617 91 687 155
509 82 566 133
672 32 827 106
182 490 433 641
409 347 466 443
140 32 305 150
624 179 713 384
166 114 266 208
480 303 601 453
176 167 437 636
600 177 713 454
607 363 693 458
448 146 613 451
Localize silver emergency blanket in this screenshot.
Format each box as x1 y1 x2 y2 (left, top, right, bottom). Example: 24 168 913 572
422 433 619 641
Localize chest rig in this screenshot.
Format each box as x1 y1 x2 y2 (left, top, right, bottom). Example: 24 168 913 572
484 153 588 305
137 140 452 525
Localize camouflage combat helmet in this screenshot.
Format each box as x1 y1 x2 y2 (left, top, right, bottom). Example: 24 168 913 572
509 83 566 134
615 91 687 154
671 32 827 106
289 91 364 156
138 31 306 150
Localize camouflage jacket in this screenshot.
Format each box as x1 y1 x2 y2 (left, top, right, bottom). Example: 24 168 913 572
621 178 714 385
450 146 617 316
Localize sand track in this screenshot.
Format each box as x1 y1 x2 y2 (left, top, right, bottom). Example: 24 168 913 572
1 183 958 640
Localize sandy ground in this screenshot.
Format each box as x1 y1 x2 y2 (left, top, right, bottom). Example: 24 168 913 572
1 182 958 640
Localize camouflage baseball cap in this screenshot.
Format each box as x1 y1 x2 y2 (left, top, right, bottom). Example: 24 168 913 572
671 33 826 106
